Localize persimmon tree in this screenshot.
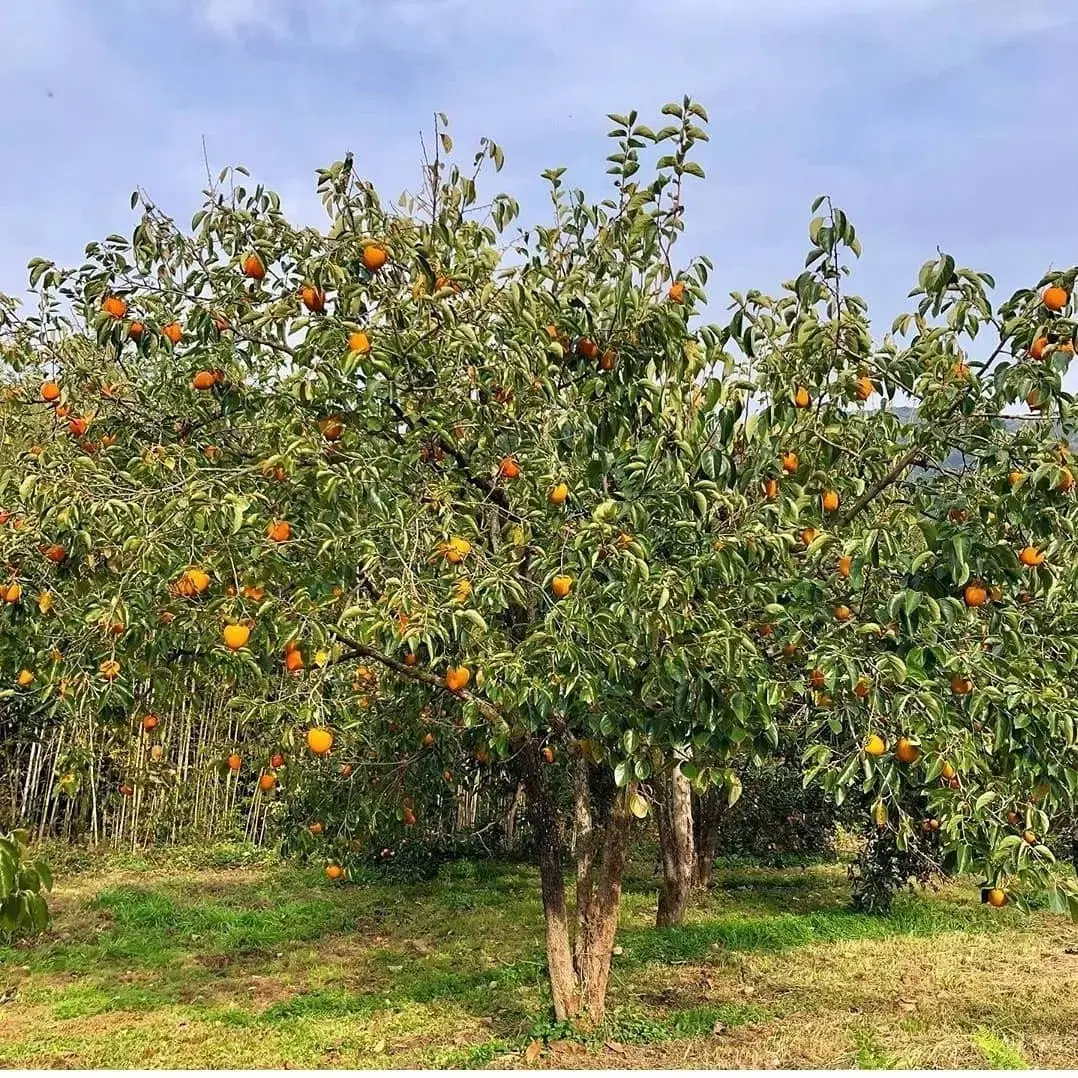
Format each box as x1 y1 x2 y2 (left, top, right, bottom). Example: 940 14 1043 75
1 97 1077 1026
729 206 1078 920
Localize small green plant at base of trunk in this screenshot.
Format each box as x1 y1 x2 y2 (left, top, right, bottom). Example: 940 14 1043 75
0 830 53 940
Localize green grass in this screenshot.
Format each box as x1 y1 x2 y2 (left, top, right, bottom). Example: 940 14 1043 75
970 1029 1030 1069
0 844 1075 1068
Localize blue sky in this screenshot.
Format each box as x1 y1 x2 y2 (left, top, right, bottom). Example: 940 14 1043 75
2 0 1076 338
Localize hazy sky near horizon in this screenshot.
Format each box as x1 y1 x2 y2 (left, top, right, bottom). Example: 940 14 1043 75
1 0 1076 338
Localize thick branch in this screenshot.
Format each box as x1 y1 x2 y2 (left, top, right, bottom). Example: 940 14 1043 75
330 627 503 724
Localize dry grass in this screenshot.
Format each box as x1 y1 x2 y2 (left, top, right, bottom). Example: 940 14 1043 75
1 849 1076 1068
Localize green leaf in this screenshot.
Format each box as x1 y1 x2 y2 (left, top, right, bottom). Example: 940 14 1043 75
726 773 743 808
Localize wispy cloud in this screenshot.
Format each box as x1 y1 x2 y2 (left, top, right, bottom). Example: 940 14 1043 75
2 0 1076 357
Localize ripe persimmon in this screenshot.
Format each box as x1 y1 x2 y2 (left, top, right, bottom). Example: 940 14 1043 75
267 520 291 543
103 295 127 319
227 753 242 772
838 555 852 578
1019 545 1045 567
1058 468 1075 492
781 452 799 474
668 281 686 303
347 331 371 354
498 456 521 479
258 773 276 792
223 623 251 650
445 666 471 693
864 734 887 757
794 386 811 408
325 863 344 880
549 483 569 507
763 478 779 500
440 536 471 564
1043 285 1068 311
986 887 1007 908
895 737 920 764
854 376 874 401
242 253 266 279
141 714 159 732
306 727 334 755
300 285 325 313
128 321 144 340
963 582 987 607
821 490 840 513
285 648 305 674
951 675 973 695
44 544 66 564
41 381 60 403
362 245 388 272
1030 336 1049 360
834 604 853 622
192 371 216 390
577 338 599 359
552 575 573 598
318 416 344 441
162 322 182 345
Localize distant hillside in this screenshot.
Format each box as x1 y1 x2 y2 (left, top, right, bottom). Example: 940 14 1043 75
884 405 1068 470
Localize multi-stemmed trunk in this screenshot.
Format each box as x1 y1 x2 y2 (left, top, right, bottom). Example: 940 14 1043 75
655 759 695 927
521 742 632 1026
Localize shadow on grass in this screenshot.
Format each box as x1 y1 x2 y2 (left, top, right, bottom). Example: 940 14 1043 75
2 854 1017 1044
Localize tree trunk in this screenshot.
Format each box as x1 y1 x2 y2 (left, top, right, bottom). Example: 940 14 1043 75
656 760 694 927
503 779 525 853
574 791 632 1024
521 744 634 1027
521 742 580 1022
572 757 598 973
692 787 724 891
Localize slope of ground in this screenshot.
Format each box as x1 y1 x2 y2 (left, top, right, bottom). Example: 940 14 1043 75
0 845 1075 1068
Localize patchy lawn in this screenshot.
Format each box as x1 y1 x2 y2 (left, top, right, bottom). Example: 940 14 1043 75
1 846 1076 1068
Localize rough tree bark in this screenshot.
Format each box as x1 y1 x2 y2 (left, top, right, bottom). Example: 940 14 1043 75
571 757 598 973
655 760 695 927
521 743 634 1027
692 787 725 891
521 742 579 1022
